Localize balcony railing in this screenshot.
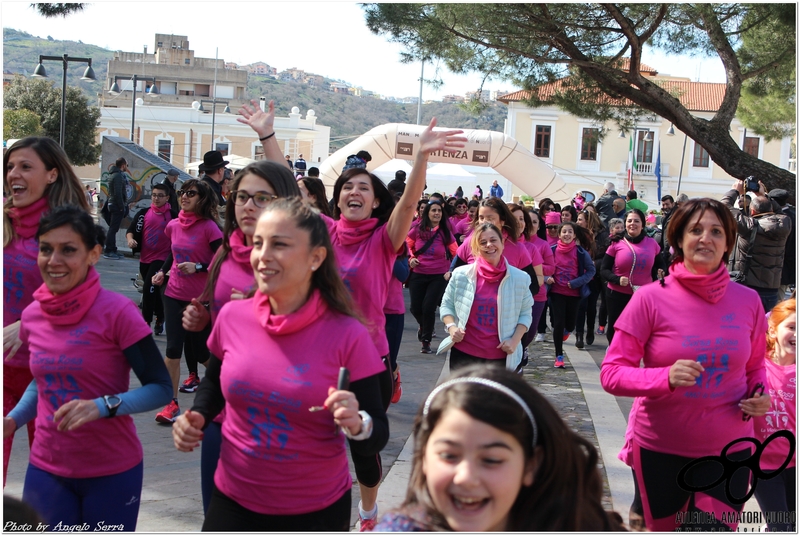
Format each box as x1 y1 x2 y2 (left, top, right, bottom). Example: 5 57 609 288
636 162 653 174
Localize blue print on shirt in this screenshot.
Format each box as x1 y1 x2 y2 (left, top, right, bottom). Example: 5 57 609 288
246 406 293 450
695 353 730 389
4 267 24 309
42 373 82 410
475 296 496 328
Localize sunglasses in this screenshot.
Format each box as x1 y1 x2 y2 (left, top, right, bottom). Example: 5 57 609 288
178 190 199 198
546 225 559 230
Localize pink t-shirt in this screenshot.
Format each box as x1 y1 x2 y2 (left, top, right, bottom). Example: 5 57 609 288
457 277 505 360
524 235 554 302
551 245 580 297
456 235 533 270
211 255 256 324
164 218 223 301
754 357 796 470
407 226 455 275
19 288 152 478
605 237 661 295
384 276 405 315
547 234 558 246
4 236 42 368
207 298 385 515
454 218 473 238
324 218 395 356
600 278 767 458
140 208 173 264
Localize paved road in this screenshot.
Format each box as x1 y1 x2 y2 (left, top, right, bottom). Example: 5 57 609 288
4 253 766 531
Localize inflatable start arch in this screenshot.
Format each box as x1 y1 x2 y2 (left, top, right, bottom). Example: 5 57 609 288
319 123 571 205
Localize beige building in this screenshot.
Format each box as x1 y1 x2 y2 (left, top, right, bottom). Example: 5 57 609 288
73 104 331 180
498 62 794 206
99 34 249 111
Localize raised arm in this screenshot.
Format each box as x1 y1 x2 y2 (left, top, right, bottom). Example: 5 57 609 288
385 118 467 251
237 99 292 171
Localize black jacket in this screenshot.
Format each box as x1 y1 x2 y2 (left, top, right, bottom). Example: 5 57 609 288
107 165 127 208
202 175 226 207
595 190 622 226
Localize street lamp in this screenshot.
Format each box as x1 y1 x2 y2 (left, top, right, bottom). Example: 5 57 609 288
196 99 231 152
108 75 159 144
31 54 96 147
666 123 689 195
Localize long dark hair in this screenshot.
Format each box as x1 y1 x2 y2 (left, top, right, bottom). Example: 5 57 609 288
180 179 220 225
332 168 395 226
508 202 533 240
300 176 332 217
259 198 360 320
201 162 300 302
471 197 518 243
418 200 452 245
399 365 623 531
559 221 592 252
4 137 90 246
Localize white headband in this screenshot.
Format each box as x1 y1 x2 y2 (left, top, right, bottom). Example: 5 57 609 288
423 377 538 448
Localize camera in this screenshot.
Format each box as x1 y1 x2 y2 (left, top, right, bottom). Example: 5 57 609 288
745 176 759 192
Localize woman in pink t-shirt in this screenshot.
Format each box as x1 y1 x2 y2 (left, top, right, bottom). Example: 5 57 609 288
239 102 467 529
172 198 389 531
600 208 666 344
2 137 90 486
600 198 770 531
126 182 176 336
4 206 171 530
754 298 796 532
453 199 479 243
151 179 223 424
546 222 595 369
407 199 458 354
180 161 301 514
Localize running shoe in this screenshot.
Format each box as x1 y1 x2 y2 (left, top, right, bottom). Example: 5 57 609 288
534 333 545 343
597 326 606 335
554 355 566 368
562 331 570 342
102 252 121 260
420 342 432 354
359 512 377 532
417 327 423 342
520 347 529 367
155 400 180 423
179 372 200 393
586 331 595 345
575 334 584 349
391 369 402 404
153 319 164 336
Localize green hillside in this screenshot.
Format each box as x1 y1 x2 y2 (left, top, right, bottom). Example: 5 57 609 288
3 28 507 151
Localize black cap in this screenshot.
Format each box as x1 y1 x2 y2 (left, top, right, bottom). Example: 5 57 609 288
167 169 180 176
768 188 790 206
199 151 229 172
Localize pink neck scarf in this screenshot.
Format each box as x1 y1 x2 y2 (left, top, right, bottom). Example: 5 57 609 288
476 256 506 283
229 228 253 267
151 202 170 216
8 196 49 239
33 266 101 325
178 210 200 230
337 217 379 246
669 261 729 304
556 239 577 255
253 287 328 335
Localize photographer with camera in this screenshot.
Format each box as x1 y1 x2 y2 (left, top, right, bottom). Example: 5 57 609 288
721 177 791 312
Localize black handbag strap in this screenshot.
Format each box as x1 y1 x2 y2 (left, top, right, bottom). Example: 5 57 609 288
414 227 440 257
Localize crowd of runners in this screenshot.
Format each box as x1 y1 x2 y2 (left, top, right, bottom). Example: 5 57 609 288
2 100 794 532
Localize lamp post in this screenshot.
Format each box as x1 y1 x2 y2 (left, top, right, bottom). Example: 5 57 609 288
31 54 97 147
108 75 159 144
196 99 231 151
667 123 689 195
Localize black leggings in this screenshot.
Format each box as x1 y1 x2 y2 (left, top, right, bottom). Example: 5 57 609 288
549 292 580 356
754 467 796 531
576 277 601 335
605 289 633 345
350 356 392 488
407 272 448 343
139 260 164 324
384 314 404 374
203 485 351 531
162 295 210 374
635 444 749 531
449 346 506 372
598 284 608 328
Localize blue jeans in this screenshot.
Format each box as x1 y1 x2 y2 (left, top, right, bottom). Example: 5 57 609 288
23 461 143 531
753 287 779 313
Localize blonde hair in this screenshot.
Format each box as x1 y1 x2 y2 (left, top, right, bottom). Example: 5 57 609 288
469 222 503 258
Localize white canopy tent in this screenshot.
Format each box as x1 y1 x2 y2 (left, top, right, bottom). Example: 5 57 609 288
372 159 414 184
185 153 256 172
318 123 570 204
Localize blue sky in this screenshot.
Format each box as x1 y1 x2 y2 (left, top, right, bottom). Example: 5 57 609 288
2 1 727 100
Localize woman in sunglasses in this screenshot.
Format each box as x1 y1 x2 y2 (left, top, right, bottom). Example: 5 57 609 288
407 199 458 354
126 183 178 336
180 161 300 514
151 179 223 424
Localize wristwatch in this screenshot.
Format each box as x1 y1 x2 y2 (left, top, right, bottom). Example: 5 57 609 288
343 410 374 441
195 262 204 273
103 395 122 417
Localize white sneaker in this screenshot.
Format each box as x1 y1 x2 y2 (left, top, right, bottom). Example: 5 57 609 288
534 333 545 343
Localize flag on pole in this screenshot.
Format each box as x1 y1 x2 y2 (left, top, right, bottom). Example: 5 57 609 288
627 135 636 191
655 143 662 203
